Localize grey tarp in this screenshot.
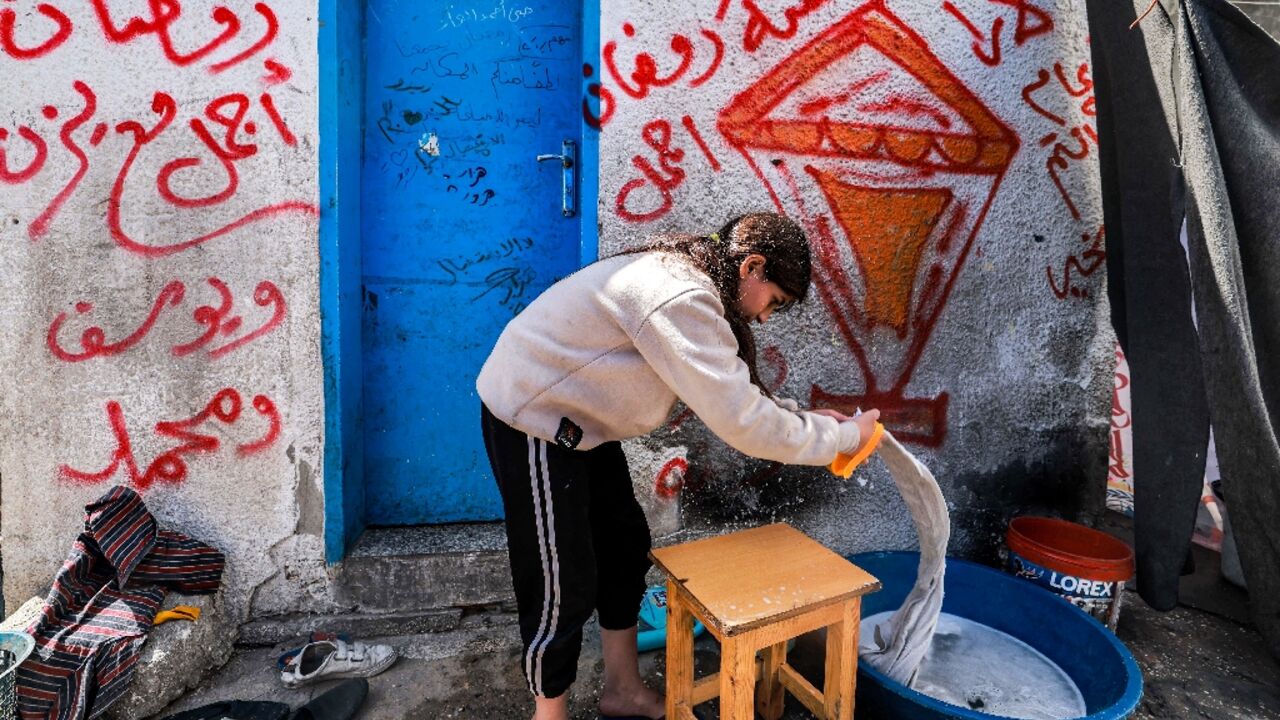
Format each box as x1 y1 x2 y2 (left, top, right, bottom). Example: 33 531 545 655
1087 0 1280 656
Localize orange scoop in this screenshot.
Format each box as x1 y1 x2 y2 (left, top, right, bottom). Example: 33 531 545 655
829 422 885 479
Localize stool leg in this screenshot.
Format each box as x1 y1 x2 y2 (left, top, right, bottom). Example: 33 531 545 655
666 581 695 719
720 636 757 720
756 641 786 720
823 599 859 720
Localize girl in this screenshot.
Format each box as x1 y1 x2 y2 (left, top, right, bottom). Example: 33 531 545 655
477 212 880 720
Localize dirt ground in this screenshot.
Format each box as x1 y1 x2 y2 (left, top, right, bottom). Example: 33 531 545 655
159 526 1280 719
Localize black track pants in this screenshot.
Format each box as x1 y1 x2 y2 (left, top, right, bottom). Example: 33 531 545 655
480 404 652 699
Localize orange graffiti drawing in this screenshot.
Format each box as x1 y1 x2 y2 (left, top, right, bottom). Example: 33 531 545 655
719 1 1019 445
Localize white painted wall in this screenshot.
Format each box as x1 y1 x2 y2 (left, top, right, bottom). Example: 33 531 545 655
0 0 1117 626
595 0 1113 554
0 0 325 621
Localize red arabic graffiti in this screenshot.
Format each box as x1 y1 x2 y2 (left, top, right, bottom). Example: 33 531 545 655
2 82 317 252
112 90 316 255
943 1 1002 66
59 388 282 489
604 22 724 101
738 0 829 53
1046 225 1105 300
993 0 1054 44
1023 61 1096 221
25 81 97 240
0 3 73 59
0 125 48 183
262 57 292 84
586 16 731 131
615 116 722 223
48 278 287 362
582 63 616 130
2 0 281 74
616 120 684 222
943 0 1054 67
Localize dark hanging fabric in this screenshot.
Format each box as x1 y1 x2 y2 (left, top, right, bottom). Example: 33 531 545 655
1087 0 1210 613
1088 0 1280 657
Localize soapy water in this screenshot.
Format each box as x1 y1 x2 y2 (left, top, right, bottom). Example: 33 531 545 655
861 611 1087 719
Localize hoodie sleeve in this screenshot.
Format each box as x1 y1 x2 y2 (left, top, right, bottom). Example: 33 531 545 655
774 396 801 411
631 288 859 466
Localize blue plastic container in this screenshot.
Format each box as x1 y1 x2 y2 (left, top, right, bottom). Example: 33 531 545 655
637 585 705 652
850 552 1142 720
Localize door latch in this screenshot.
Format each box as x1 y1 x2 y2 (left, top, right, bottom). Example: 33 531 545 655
536 140 577 217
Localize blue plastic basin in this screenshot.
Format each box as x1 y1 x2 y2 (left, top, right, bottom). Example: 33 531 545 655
849 551 1142 720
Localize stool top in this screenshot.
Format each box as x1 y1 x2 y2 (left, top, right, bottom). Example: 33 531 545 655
650 523 880 636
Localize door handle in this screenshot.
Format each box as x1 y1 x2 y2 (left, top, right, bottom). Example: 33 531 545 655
536 139 576 217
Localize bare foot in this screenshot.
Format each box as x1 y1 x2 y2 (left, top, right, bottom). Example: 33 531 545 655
598 684 665 719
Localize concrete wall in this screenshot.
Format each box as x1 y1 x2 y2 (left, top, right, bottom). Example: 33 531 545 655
0 0 1117 625
0 0 326 621
596 0 1113 558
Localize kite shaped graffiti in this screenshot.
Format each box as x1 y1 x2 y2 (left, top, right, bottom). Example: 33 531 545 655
718 1 1019 446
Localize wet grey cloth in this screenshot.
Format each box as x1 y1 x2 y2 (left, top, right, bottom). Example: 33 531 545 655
1088 0 1280 657
860 431 950 685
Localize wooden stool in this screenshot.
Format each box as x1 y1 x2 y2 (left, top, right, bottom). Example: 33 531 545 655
650 523 880 720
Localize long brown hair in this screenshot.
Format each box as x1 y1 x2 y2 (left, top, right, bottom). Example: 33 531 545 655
621 212 812 394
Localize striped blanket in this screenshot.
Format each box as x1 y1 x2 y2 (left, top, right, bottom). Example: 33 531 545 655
17 486 224 720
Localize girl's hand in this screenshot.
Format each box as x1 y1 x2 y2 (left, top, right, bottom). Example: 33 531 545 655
854 408 881 445
810 408 853 422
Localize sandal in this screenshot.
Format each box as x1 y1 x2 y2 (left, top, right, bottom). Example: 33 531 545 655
290 678 369 720
279 637 397 688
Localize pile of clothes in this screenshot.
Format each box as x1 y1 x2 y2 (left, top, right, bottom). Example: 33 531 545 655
17 486 225 720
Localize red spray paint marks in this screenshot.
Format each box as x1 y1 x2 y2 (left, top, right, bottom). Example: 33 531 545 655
0 3 73 59
59 388 283 490
716 1 1021 446
48 281 186 362
208 3 279 73
88 0 279 73
582 63 616 130
257 93 296 145
654 457 688 498
944 0 1054 67
1023 61 1095 222
615 115 723 223
5 76 316 249
740 0 828 53
1107 344 1132 506
1021 59 1102 299
48 278 287 361
615 120 687 223
28 81 96 240
0 126 49 183
261 58 292 85
1 1 281 72
10 1 304 493
603 22 725 101
586 19 726 131
1046 226 1105 300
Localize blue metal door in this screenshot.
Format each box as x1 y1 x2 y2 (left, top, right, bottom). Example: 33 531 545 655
361 0 584 524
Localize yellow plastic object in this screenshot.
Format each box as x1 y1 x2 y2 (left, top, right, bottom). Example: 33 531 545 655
153 605 201 626
828 422 885 479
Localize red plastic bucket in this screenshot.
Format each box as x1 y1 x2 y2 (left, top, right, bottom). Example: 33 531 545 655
1005 516 1135 629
